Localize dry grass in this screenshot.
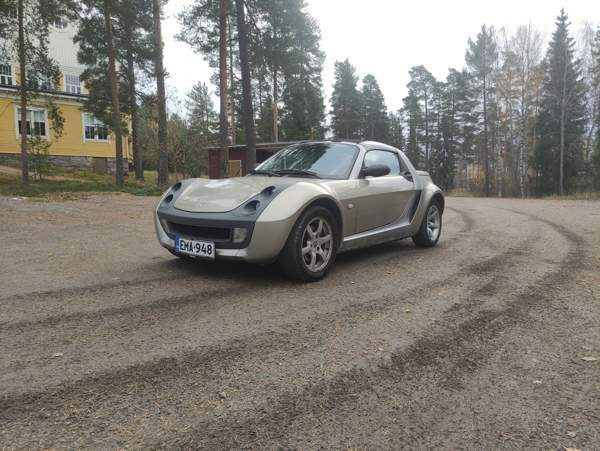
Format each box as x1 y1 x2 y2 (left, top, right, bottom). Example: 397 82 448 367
542 192 600 201
447 188 600 201
0 166 172 200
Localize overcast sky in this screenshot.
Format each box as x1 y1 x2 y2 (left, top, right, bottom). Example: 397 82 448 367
163 0 599 115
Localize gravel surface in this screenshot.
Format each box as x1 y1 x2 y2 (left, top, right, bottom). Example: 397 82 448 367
0 194 599 449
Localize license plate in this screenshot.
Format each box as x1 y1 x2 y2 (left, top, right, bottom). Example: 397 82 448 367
175 237 215 259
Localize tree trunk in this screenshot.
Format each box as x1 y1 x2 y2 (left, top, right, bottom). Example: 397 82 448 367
424 86 429 171
153 0 168 186
483 72 490 197
235 0 256 171
17 0 28 188
104 0 124 187
272 68 278 142
559 45 567 195
228 17 236 145
218 0 229 178
126 45 143 180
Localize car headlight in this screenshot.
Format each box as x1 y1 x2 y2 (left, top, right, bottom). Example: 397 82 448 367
232 227 248 243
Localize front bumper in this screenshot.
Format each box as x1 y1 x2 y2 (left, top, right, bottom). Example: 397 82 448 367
154 207 296 263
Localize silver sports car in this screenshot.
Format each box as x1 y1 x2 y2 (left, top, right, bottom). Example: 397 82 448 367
155 140 445 281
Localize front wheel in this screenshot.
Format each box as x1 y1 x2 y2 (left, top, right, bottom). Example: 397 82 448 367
279 206 339 282
412 201 442 248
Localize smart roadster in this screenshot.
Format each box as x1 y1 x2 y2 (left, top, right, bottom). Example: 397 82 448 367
155 140 445 281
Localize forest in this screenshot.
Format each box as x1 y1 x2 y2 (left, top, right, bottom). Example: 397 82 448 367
1 0 600 197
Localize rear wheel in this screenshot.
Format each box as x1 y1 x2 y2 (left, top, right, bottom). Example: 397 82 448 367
280 206 339 282
412 200 442 248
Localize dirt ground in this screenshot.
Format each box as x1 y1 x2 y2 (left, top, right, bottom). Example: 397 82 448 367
0 194 599 449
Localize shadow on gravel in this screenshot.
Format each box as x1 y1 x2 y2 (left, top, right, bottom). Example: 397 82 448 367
165 238 423 283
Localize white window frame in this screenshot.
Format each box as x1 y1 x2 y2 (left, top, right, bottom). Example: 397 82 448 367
65 74 81 94
26 70 55 91
14 106 49 140
0 63 13 85
82 112 110 143
52 17 67 29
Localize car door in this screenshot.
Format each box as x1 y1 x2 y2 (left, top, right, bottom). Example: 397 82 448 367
353 149 415 233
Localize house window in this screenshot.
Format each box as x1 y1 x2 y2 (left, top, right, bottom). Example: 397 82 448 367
0 64 12 85
17 108 47 137
83 113 109 141
27 70 54 90
53 17 67 29
65 74 81 94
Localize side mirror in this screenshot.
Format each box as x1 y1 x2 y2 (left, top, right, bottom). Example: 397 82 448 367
361 164 390 178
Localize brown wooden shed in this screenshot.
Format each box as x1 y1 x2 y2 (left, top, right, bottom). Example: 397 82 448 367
206 142 297 179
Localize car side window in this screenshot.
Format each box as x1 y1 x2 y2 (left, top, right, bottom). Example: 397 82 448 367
363 150 401 176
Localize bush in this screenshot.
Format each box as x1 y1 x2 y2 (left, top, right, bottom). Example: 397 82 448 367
28 136 51 180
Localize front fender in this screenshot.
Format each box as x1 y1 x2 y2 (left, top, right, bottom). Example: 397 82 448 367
244 182 343 262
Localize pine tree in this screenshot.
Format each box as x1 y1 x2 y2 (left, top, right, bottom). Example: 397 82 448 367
279 3 325 140
360 74 388 141
534 9 586 195
186 81 218 141
257 95 274 142
235 0 256 169
402 90 424 168
590 26 600 190
407 65 436 170
0 0 77 187
444 69 478 190
386 110 404 151
330 59 361 139
466 25 498 196
75 0 154 181
152 0 169 186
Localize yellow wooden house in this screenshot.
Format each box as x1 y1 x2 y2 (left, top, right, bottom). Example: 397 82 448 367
0 19 131 173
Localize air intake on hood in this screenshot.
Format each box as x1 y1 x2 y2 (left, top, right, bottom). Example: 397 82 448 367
261 185 276 196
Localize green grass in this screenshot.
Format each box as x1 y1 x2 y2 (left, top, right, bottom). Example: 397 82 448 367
0 168 171 200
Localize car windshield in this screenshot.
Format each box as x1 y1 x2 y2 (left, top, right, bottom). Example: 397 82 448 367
254 142 359 179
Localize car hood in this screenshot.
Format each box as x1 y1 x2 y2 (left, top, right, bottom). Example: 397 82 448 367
174 176 299 213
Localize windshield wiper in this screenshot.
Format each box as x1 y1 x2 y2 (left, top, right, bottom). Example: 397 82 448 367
274 169 320 178
249 169 282 177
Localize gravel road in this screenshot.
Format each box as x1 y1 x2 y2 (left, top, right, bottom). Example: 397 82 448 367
0 194 599 449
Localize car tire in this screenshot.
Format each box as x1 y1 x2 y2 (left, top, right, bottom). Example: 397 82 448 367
279 205 340 282
412 200 443 248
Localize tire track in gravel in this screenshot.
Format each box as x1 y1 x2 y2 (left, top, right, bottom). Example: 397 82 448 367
0 207 477 399
0 207 473 334
0 272 188 303
446 205 475 233
157 211 585 449
0 285 249 331
0 203 471 320
0 214 536 445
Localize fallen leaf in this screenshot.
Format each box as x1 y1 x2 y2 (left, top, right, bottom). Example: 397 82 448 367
581 356 598 362
51 352 64 358
533 380 543 384
567 432 576 438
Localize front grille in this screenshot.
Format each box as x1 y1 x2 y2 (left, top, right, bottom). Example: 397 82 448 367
168 222 231 241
